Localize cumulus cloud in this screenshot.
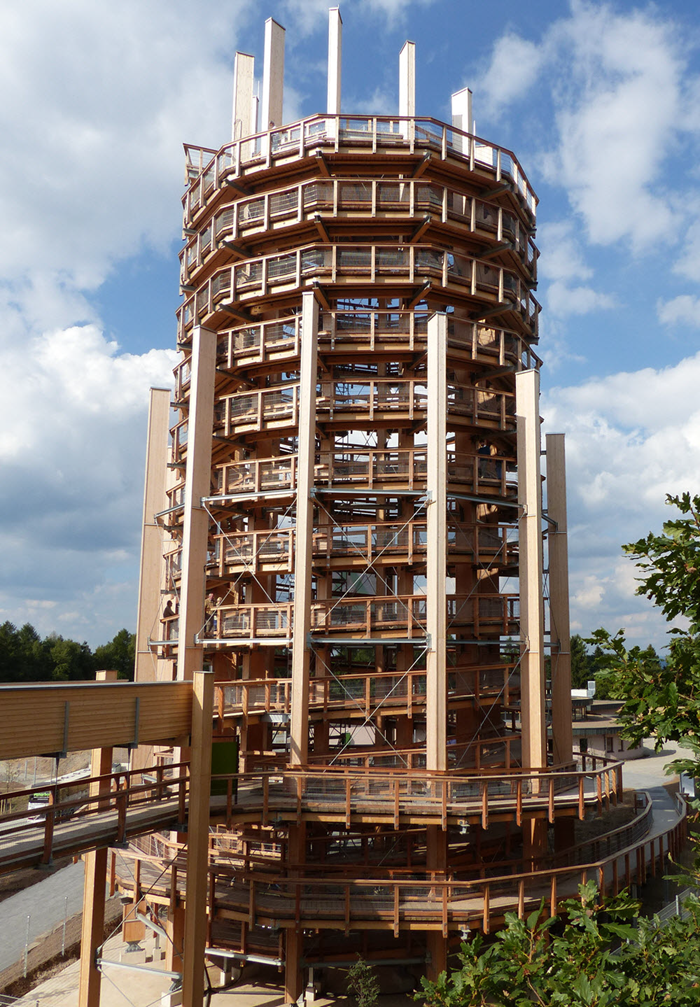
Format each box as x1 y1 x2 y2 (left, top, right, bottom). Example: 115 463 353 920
538 221 616 319
478 33 544 116
657 295 700 328
0 0 255 643
478 1 692 253
543 352 700 648
0 323 176 641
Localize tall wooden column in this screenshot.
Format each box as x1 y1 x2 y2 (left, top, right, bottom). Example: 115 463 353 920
426 312 447 773
182 670 214 1007
133 388 171 772
177 326 217 682
78 669 118 1007
516 369 546 770
516 370 547 858
290 292 319 767
546 433 573 767
135 388 170 685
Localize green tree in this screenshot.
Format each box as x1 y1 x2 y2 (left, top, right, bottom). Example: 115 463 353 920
347 957 380 1007
93 628 136 680
588 492 700 782
417 882 700 1007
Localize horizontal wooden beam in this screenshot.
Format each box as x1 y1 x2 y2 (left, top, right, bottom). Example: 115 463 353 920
0 681 193 760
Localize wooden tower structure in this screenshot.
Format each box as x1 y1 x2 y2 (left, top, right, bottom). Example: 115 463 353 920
131 9 576 1003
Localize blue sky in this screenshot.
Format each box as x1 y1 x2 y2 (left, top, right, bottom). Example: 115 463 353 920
2 0 700 651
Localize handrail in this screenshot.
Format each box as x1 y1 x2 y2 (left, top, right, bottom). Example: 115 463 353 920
182 113 538 221
177 241 540 339
181 176 537 282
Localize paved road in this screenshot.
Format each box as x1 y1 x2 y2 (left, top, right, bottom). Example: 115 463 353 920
0 860 85 972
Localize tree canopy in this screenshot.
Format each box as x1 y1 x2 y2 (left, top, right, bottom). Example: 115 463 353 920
0 621 135 682
588 492 700 780
417 883 700 1007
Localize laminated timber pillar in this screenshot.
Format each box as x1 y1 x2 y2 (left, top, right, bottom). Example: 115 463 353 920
177 326 217 682
451 87 473 153
426 312 447 773
133 387 171 772
232 51 256 141
426 313 448 979
546 434 573 768
516 370 547 859
290 291 319 766
327 7 342 115
182 670 214 1007
134 388 171 685
78 669 117 1007
262 18 285 130
286 292 318 1004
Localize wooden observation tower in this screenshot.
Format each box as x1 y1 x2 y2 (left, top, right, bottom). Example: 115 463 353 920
132 8 577 1003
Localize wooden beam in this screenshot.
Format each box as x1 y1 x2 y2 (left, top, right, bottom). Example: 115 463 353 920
546 433 573 766
516 370 546 772
327 8 342 115
177 326 217 682
78 670 117 1007
134 389 170 686
232 51 256 142
181 671 214 1007
290 292 319 767
262 18 285 130
0 682 192 760
410 215 431 243
426 313 447 773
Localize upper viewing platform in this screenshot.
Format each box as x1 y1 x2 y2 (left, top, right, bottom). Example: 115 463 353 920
182 113 537 223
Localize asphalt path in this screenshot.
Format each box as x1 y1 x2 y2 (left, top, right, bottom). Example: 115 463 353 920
0 859 85 972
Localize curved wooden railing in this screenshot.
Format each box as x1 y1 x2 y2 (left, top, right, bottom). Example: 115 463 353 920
198 592 519 642
177 241 539 337
180 177 536 283
181 113 538 222
177 310 540 371
212 519 517 575
208 447 517 502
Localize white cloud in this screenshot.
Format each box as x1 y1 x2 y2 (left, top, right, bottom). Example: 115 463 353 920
543 351 700 649
538 220 616 318
282 0 437 37
657 295 700 328
478 2 692 253
479 33 544 115
0 324 176 643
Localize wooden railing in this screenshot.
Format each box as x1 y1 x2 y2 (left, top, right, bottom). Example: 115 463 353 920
195 311 540 370
211 761 623 833
115 792 687 940
177 242 539 337
182 113 538 222
0 762 189 868
210 377 516 438
213 519 517 575
212 662 520 720
180 177 536 282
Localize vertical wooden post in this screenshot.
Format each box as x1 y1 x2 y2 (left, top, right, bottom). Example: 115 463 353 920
232 52 256 141
327 8 342 115
399 41 416 117
516 369 546 771
290 293 319 767
134 388 170 685
451 87 473 149
547 434 573 767
177 326 217 682
182 670 214 1007
517 370 547 861
78 670 117 1007
426 312 447 773
262 18 285 129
